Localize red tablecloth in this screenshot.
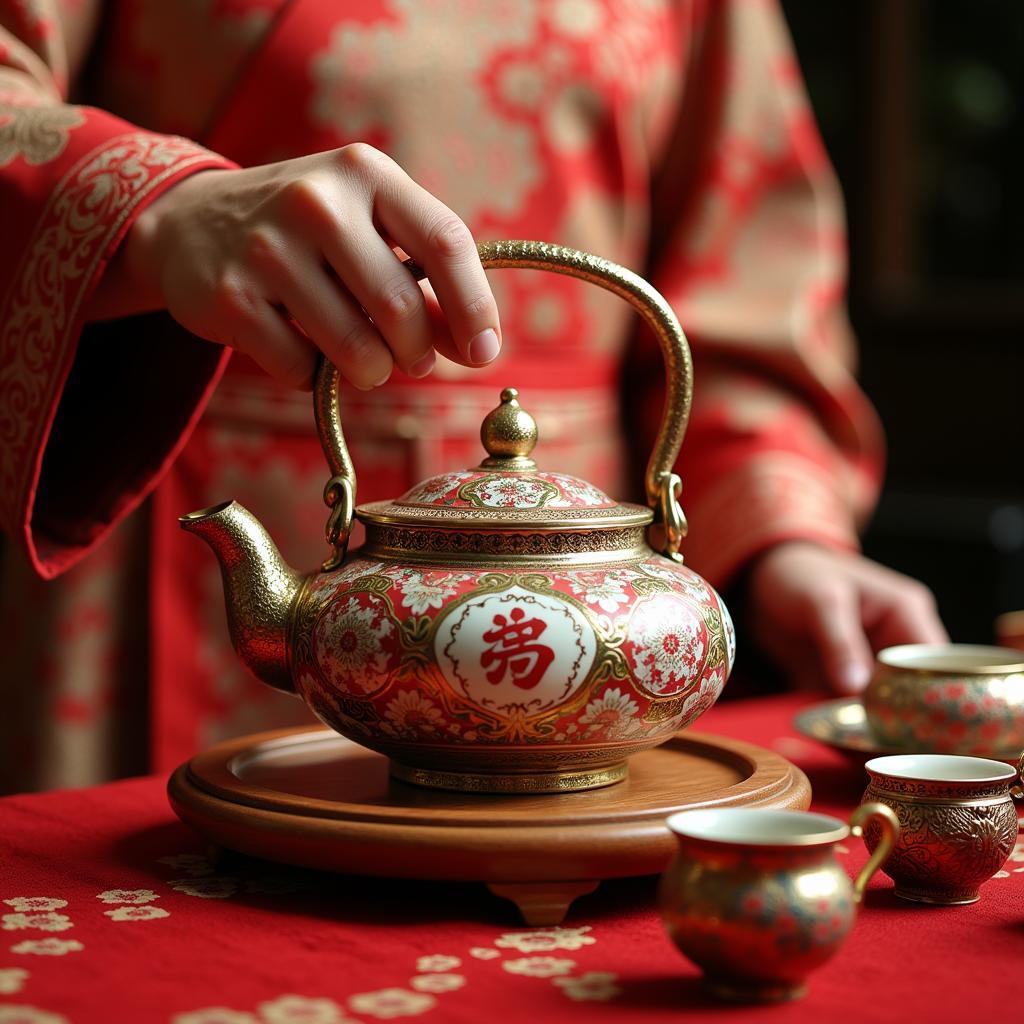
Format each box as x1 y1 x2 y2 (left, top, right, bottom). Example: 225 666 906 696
1 694 1020 1024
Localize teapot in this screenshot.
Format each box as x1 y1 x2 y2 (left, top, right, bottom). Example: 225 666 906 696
182 241 734 793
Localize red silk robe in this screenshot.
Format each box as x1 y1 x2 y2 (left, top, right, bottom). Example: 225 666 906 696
0 0 883 791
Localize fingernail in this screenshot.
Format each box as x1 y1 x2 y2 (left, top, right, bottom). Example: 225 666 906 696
839 662 871 693
409 352 435 379
468 328 500 365
373 368 392 388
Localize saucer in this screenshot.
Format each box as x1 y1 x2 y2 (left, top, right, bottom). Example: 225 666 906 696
794 698 1021 763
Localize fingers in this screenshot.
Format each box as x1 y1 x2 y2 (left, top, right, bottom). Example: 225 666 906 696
218 285 320 390
862 577 949 653
805 582 876 695
318 223 437 380
252 238 396 390
165 145 502 390
366 153 501 367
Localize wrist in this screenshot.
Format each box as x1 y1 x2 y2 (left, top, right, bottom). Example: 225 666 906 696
86 168 223 322
119 198 167 311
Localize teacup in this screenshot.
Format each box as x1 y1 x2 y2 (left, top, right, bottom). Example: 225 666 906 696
863 643 1024 756
659 805 899 1003
862 753 1021 905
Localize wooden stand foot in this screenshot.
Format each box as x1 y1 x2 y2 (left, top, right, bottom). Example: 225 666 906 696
487 881 600 925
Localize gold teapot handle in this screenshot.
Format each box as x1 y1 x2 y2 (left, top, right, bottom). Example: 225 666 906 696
314 239 694 569
848 802 901 903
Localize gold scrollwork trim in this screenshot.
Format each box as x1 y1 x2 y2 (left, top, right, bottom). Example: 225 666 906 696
864 785 1011 808
362 524 649 566
360 500 651 525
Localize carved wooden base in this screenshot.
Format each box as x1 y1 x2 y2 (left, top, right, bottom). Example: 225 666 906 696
169 726 810 924
486 881 600 926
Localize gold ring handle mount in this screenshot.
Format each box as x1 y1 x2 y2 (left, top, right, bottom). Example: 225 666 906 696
314 239 694 568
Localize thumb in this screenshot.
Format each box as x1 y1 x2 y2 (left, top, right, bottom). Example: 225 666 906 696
808 585 874 695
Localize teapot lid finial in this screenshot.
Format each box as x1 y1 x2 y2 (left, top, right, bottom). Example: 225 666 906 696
480 387 538 469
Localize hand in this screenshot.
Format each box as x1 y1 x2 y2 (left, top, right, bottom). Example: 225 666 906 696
745 542 949 695
89 144 501 390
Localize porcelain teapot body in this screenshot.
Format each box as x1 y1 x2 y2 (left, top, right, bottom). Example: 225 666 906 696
183 242 734 793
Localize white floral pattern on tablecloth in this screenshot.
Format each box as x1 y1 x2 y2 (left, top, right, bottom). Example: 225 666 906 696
158 854 217 876
414 955 461 973
0 967 28 993
96 889 159 905
2 900 66 914
1 913 73 933
258 994 353 1023
168 877 240 899
9 939 83 957
495 926 595 953
0 1007 69 1024
173 996 358 1024
347 988 436 1019
172 1010 258 1024
468 947 500 960
104 906 169 922
553 972 621 1002
501 957 575 978
158 854 309 896
409 974 465 994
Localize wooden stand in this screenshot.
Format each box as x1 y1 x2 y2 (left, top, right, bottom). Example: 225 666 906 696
169 727 810 924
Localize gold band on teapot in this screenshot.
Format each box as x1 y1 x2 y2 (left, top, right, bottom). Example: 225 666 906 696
313 239 694 568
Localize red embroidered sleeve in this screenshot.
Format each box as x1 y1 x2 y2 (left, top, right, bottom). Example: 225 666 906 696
632 0 885 587
0 0 236 577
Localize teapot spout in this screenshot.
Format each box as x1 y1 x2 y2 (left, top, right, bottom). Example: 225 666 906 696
179 500 303 693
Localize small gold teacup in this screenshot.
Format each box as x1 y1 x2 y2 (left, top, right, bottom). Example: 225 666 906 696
659 806 898 1003
863 643 1024 756
862 753 1021 905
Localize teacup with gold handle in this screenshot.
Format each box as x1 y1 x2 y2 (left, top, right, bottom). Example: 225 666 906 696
862 752 1022 905
659 805 899 1003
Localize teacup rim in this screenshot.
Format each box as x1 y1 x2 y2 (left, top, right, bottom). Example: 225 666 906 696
876 643 1024 675
865 753 1017 784
666 808 849 848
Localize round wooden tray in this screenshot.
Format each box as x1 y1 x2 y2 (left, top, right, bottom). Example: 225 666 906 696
169 726 810 924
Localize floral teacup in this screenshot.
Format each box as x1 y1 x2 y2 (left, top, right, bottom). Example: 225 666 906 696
659 805 898 1003
863 643 1024 757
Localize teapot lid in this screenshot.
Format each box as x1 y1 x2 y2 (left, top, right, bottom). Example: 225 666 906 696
357 388 651 531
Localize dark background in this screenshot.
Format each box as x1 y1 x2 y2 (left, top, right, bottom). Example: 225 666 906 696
783 0 1024 642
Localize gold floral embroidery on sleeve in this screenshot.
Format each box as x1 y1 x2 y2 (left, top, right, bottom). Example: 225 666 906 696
0 102 85 167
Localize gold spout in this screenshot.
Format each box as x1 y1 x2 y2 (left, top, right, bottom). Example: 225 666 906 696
180 500 303 693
